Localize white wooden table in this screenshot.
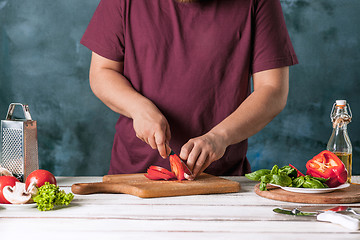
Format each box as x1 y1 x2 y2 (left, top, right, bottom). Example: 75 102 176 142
1 176 359 239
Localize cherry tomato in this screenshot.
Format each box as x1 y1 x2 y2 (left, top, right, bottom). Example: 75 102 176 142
25 169 57 188
0 176 20 204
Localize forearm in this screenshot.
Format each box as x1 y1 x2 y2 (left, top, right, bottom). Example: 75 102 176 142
89 52 171 158
209 67 289 147
89 56 152 119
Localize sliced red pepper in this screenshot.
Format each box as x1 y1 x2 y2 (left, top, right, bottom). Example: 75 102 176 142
306 150 348 188
144 173 163 180
144 166 176 181
148 166 175 177
169 151 186 181
289 164 305 177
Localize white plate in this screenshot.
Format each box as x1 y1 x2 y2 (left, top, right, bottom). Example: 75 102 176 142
271 183 350 194
0 203 37 210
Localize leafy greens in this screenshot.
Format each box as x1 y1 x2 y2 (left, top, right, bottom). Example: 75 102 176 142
245 165 329 191
32 182 74 211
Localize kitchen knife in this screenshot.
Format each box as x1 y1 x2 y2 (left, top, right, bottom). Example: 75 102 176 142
273 207 360 230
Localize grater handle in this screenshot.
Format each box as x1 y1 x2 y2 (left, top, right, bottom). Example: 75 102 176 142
5 103 32 121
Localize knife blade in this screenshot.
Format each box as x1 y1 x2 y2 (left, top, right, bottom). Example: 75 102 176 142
273 207 360 230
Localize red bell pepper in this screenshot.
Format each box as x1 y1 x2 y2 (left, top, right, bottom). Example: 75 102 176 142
145 151 192 181
169 151 191 181
306 150 348 188
289 164 305 177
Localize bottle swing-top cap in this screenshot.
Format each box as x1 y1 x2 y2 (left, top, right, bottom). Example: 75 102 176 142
336 100 347 106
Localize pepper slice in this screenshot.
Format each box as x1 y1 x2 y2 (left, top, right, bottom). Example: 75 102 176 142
169 151 189 181
148 166 175 176
144 166 176 180
306 150 348 188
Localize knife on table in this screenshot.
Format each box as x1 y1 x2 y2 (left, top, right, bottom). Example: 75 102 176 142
273 207 360 230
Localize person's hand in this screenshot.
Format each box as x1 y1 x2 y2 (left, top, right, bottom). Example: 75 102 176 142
132 102 171 158
179 132 227 180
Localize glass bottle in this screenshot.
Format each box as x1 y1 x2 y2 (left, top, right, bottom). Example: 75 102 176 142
326 100 352 183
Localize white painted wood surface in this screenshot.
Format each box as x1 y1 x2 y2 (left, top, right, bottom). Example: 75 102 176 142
1 176 359 239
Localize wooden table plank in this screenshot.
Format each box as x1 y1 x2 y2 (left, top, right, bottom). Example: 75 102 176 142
1 219 359 239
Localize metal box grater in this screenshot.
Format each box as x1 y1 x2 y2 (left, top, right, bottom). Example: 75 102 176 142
0 103 39 182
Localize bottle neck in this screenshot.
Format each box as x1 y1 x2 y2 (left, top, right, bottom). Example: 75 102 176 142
332 109 351 129
331 105 351 127
334 122 347 129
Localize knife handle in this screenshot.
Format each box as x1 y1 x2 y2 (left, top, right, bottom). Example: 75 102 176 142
71 182 126 195
317 211 360 230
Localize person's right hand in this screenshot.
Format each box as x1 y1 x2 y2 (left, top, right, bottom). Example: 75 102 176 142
131 101 171 159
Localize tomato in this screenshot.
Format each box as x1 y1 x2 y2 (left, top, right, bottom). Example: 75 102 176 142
0 176 20 204
25 169 57 188
145 166 176 180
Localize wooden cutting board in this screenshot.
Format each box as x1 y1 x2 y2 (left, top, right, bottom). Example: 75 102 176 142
254 183 360 204
71 173 241 198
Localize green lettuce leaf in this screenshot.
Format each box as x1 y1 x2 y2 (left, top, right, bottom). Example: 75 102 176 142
33 182 74 211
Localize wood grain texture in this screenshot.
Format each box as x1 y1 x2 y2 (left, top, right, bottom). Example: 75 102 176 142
254 183 360 204
72 173 241 198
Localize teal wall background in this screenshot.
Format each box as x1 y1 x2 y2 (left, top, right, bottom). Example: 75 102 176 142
0 0 359 176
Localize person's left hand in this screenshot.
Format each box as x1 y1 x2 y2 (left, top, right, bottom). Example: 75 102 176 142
179 132 228 180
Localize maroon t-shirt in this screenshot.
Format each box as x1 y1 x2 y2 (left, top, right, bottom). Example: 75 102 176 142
81 0 298 176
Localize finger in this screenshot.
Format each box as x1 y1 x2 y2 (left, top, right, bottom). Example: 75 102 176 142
165 123 171 143
165 124 171 156
180 142 193 160
192 151 208 177
196 160 211 178
185 144 200 172
154 131 167 158
147 135 157 150
165 144 171 157
184 172 194 181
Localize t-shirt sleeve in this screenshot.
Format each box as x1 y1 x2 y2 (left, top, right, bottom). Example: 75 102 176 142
251 0 298 74
80 0 125 62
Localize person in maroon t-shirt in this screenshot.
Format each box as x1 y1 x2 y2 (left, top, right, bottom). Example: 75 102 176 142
81 0 298 179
